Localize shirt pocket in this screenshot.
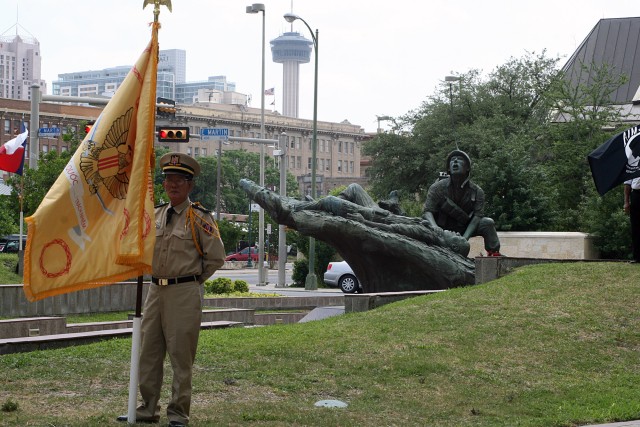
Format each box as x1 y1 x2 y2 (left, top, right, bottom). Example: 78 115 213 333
170 226 195 254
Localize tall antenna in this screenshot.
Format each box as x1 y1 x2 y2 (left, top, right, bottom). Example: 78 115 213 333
289 0 294 31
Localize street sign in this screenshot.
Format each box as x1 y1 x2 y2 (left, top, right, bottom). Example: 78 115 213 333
38 127 61 138
201 127 229 141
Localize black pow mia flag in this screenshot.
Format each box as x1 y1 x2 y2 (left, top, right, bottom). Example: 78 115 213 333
588 125 640 196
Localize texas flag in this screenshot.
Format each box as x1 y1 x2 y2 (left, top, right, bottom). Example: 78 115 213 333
0 129 28 175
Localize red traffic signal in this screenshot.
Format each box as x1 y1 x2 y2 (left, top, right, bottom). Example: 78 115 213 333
157 126 190 142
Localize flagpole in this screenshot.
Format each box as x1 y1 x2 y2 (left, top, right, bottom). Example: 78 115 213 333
127 1 165 423
19 177 23 250
127 275 143 424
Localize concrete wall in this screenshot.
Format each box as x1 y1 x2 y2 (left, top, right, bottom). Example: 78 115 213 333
0 282 343 319
469 232 599 259
0 282 147 318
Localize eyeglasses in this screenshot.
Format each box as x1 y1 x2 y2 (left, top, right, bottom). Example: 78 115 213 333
164 176 189 185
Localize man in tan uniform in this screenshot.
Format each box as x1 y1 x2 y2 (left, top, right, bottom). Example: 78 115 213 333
118 152 225 426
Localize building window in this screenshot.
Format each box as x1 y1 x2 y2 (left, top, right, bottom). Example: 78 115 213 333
307 157 312 170
296 156 301 169
187 147 192 156
194 147 200 156
337 160 342 173
3 119 9 134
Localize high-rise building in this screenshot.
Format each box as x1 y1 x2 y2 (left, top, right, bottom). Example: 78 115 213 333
159 49 186 83
270 32 312 118
0 33 47 100
52 49 243 105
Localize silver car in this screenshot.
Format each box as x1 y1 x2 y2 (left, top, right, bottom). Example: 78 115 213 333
323 261 361 293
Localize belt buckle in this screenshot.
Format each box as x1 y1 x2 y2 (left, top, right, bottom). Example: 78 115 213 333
158 278 169 286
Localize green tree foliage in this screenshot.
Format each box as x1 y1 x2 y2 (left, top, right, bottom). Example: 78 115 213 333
364 53 559 231
536 62 627 231
217 219 243 255
0 196 19 236
8 149 73 218
364 51 632 255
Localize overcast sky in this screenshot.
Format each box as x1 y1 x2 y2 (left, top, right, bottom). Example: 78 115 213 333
1 1 639 132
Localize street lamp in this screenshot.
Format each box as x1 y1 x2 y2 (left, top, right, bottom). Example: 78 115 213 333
376 115 392 133
284 12 319 290
445 75 460 149
247 3 267 285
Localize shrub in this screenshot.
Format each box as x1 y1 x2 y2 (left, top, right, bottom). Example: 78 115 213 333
233 279 249 293
291 259 308 287
204 277 233 295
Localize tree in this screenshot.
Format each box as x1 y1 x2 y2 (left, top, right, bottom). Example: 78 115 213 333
536 62 627 231
363 50 633 258
364 52 560 232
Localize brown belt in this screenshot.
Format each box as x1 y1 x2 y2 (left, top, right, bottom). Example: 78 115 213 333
151 275 197 286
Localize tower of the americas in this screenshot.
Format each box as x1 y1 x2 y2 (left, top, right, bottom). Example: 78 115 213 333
270 31 312 118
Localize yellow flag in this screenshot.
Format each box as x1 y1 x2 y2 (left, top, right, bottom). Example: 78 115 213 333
23 24 159 302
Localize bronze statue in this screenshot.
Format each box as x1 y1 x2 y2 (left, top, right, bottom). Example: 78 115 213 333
240 179 475 293
423 150 502 257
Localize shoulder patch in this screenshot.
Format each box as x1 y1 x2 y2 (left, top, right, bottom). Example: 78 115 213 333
191 202 211 213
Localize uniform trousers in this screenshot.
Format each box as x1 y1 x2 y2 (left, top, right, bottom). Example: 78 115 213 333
448 217 500 252
630 190 640 262
137 281 202 424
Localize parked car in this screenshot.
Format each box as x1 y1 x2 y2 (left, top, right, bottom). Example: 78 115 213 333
324 261 361 293
0 234 26 253
224 246 258 262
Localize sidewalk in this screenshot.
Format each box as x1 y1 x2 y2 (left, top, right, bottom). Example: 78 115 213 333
583 422 640 427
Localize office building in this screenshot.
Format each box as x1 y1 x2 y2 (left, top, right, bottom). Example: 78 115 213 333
0 33 47 101
52 49 244 105
0 98 369 195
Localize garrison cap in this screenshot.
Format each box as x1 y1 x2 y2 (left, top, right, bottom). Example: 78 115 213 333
160 152 201 178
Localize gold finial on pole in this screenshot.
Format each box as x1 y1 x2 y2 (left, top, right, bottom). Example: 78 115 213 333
143 0 172 22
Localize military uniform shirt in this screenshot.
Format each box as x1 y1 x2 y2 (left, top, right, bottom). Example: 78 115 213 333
153 198 225 283
424 178 485 233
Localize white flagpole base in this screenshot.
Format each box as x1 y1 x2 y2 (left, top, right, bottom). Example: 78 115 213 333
127 316 142 423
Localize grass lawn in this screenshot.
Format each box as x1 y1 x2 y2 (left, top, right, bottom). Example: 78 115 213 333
1 262 639 426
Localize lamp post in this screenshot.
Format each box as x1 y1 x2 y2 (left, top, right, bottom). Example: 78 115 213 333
247 3 267 285
284 12 318 290
445 75 460 149
246 199 253 268
276 133 287 287
216 138 222 221
376 115 392 133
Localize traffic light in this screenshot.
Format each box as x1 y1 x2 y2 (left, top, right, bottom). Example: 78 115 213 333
157 126 190 142
156 97 177 118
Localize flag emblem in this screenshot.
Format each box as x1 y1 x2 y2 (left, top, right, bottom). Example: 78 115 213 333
80 108 134 200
